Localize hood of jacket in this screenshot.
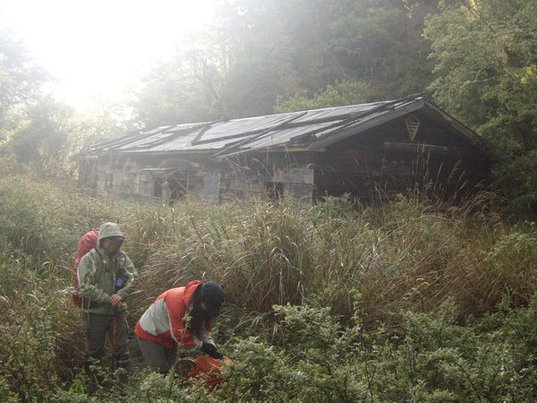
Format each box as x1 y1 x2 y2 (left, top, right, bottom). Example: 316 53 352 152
97 222 125 244
182 280 204 306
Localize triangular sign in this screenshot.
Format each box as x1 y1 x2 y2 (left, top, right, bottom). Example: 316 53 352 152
406 114 421 141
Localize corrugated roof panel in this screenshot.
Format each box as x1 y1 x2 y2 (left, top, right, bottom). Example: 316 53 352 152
146 130 257 152
306 99 426 150
111 123 208 151
290 101 389 124
240 121 338 149
87 131 155 152
313 105 399 141
166 122 211 131
142 125 174 135
142 130 199 151
190 137 254 150
195 112 300 144
114 131 175 150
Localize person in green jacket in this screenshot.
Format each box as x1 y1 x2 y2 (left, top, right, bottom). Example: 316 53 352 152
78 222 136 381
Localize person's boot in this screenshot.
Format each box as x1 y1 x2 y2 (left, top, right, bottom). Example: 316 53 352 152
112 357 131 396
84 357 103 395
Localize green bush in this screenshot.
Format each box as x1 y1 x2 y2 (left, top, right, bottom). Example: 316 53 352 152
0 252 82 401
1 174 537 400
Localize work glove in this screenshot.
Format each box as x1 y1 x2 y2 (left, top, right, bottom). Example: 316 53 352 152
201 342 224 360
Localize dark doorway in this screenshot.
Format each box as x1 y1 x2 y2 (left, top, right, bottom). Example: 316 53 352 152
168 173 188 202
265 182 284 201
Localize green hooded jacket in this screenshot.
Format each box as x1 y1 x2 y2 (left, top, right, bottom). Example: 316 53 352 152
78 222 136 315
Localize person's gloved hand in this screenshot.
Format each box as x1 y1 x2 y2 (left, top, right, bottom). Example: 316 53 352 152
201 342 224 360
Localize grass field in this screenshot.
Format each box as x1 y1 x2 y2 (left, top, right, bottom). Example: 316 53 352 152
0 174 536 401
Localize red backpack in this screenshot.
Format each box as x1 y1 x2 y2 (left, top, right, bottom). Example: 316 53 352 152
188 356 234 388
72 230 99 306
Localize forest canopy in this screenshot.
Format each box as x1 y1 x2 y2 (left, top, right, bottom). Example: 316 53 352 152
1 0 536 217
1 1 537 400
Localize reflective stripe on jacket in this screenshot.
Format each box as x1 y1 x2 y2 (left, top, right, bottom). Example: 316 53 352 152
134 280 215 350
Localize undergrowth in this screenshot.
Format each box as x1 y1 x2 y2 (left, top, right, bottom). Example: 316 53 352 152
0 174 536 401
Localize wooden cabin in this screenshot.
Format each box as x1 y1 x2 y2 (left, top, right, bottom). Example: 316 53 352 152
75 96 491 204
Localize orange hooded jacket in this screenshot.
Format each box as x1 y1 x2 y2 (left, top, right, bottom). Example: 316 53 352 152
134 280 213 350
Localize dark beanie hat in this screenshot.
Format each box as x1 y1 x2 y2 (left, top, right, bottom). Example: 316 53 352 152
200 282 225 317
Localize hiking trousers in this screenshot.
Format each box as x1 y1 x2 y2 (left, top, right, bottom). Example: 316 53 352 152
137 337 177 374
84 311 130 370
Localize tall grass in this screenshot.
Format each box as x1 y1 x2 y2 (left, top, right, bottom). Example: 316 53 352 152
0 173 536 400
131 193 537 330
1 173 535 325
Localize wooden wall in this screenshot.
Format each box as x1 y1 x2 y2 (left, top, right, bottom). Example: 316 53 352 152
314 114 490 202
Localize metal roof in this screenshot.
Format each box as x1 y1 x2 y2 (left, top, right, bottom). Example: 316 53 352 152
76 95 478 159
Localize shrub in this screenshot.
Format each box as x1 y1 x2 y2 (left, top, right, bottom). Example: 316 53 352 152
2 174 537 400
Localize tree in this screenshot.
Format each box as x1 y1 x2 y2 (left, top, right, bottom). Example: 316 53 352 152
329 0 437 99
0 29 46 135
424 0 537 217
132 0 438 126
9 97 74 174
275 80 374 113
132 40 226 127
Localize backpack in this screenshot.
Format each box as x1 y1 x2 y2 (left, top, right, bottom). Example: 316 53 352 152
188 356 234 388
72 230 99 307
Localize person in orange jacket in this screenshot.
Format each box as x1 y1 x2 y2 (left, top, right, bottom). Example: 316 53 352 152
134 280 225 374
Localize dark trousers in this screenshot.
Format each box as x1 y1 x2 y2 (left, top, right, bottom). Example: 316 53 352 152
85 311 130 370
137 337 177 374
